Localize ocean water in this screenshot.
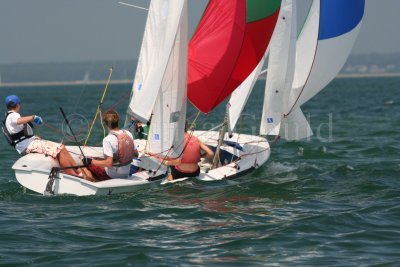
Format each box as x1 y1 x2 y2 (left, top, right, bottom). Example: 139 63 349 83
0 77 399 266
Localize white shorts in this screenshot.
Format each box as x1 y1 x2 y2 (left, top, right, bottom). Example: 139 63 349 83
26 139 64 158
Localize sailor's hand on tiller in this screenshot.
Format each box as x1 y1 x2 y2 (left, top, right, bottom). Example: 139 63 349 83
82 157 92 166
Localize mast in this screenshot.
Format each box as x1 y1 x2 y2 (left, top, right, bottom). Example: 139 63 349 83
212 107 229 169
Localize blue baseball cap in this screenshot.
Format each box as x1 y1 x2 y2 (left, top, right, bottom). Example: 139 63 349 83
5 95 21 106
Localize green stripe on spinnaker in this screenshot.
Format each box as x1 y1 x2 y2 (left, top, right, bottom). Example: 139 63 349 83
246 0 281 23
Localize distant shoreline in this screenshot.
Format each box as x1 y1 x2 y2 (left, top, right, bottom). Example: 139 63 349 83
1 73 399 88
336 72 400 79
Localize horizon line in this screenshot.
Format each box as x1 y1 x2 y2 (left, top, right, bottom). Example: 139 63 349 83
1 73 400 88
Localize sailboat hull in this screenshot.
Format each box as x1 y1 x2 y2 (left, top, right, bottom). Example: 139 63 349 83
12 132 270 196
194 131 270 182
12 141 167 196
13 154 165 196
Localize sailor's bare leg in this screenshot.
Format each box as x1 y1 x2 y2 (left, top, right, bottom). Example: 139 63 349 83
79 167 98 182
57 148 80 176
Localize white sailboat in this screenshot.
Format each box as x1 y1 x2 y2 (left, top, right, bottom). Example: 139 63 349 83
11 0 365 196
128 0 277 183
83 72 90 84
12 0 189 196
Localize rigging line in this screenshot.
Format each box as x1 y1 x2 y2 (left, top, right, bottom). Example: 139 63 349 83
99 109 106 139
42 121 64 136
106 92 131 112
74 91 129 136
285 41 319 117
42 121 80 144
285 4 321 117
84 68 113 146
146 111 201 171
41 90 130 139
175 110 201 158
118 2 149 11
195 122 225 138
144 113 153 154
154 146 174 174
35 123 49 156
59 107 86 159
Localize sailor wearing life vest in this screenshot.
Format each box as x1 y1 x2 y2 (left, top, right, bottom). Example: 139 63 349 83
81 110 138 181
153 122 214 181
2 95 85 177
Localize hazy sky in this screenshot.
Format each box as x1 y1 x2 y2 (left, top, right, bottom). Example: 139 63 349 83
0 0 399 64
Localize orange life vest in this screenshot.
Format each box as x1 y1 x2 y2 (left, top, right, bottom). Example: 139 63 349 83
110 130 136 166
181 134 201 164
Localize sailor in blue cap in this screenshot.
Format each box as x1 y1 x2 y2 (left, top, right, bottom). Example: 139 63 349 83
2 95 85 177
2 95 41 151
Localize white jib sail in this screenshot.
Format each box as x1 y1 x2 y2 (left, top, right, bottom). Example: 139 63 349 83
279 107 313 141
228 58 265 131
127 0 186 123
260 0 297 136
146 1 188 157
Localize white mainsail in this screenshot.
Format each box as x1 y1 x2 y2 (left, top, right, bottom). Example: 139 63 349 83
260 0 298 136
127 0 186 123
147 1 188 157
127 0 188 157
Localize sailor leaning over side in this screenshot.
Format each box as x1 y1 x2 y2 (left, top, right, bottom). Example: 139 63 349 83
2 94 86 177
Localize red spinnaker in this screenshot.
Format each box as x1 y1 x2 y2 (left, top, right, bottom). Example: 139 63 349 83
188 0 281 113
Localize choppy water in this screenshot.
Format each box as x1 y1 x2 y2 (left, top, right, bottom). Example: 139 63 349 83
0 77 399 266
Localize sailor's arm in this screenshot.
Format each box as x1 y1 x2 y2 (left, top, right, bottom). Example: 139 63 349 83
16 115 35 125
148 152 181 166
162 158 181 166
200 142 214 158
17 115 43 125
92 156 113 168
